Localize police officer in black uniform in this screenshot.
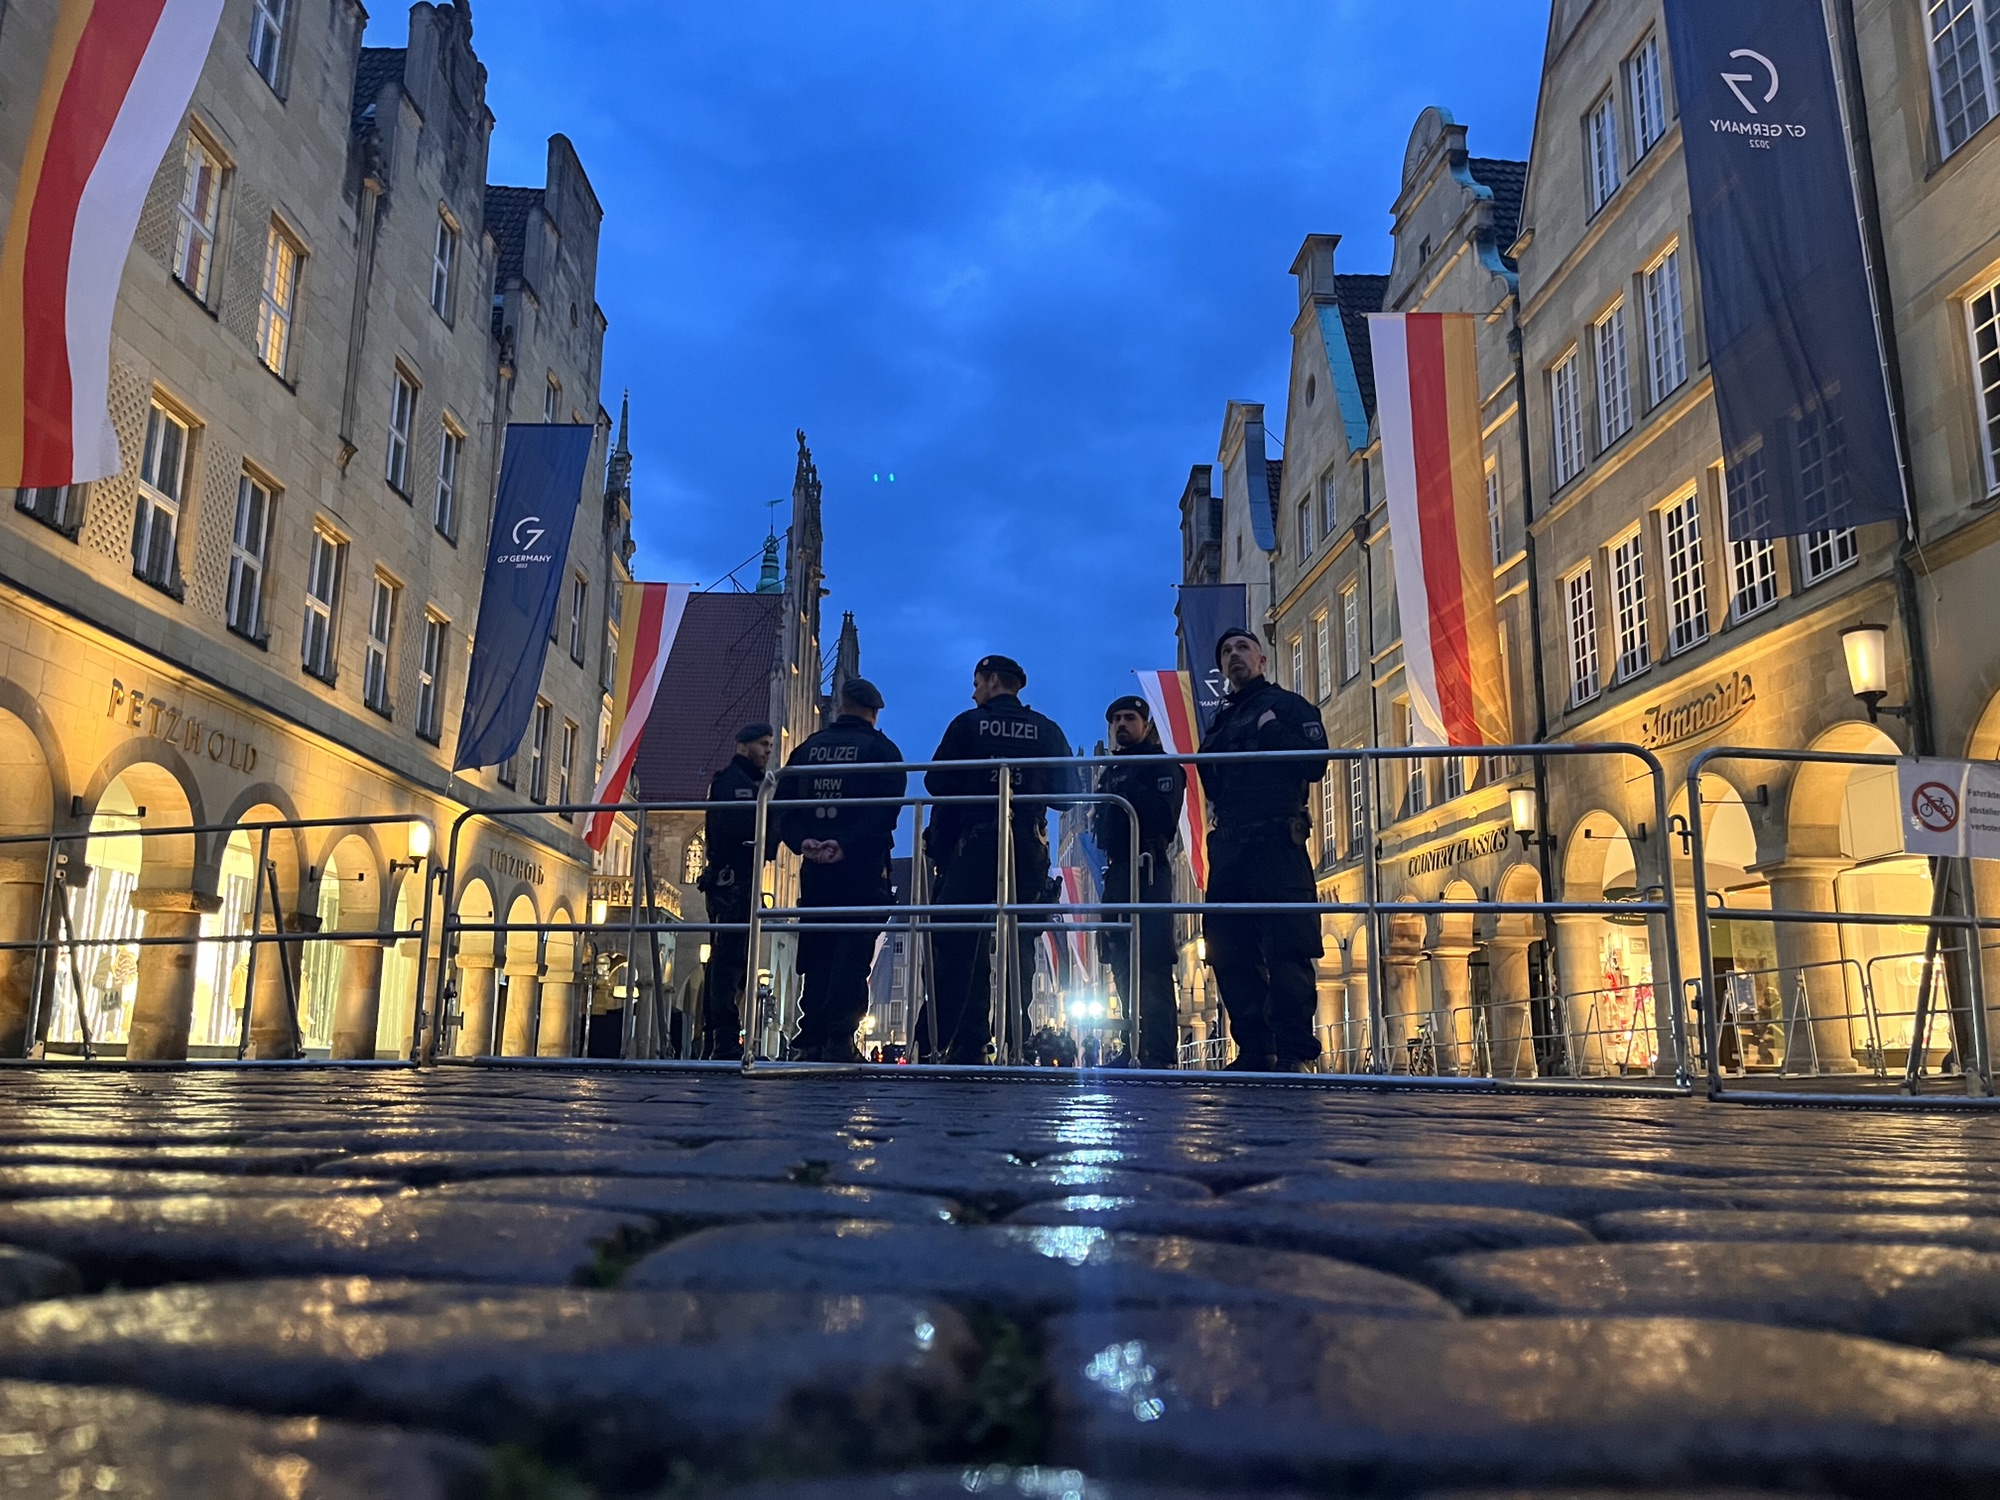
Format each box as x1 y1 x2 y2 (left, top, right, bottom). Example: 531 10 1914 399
696 722 772 1058
773 678 907 1062
922 655 1075 1064
1095 696 1186 1070
1199 627 1330 1071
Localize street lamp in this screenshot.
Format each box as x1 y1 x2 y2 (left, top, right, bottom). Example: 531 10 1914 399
1841 622 1909 723
1509 785 1555 851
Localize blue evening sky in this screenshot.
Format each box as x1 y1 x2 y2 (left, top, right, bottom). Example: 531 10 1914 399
370 1 1546 754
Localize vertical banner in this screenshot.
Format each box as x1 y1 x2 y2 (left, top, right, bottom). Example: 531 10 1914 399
1135 668 1210 890
0 0 229 485
586 581 693 849
1663 0 1904 541
454 423 595 771
1367 312 1509 748
1058 865 1097 982
1174 583 1247 734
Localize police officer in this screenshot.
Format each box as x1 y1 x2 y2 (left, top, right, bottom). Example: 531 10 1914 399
773 678 907 1062
696 722 772 1058
1095 696 1186 1070
922 655 1074 1064
1199 627 1329 1072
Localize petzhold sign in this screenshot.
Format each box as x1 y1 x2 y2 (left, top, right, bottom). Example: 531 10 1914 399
107 679 259 772
1639 671 1755 752
1406 826 1512 879
488 847 546 886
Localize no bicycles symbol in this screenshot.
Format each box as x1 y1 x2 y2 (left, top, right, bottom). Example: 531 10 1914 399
1912 781 1960 835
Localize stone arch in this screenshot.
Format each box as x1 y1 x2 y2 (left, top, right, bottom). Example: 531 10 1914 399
454 875 497 965
0 697 59 1054
1495 861 1544 939
498 892 543 1059
1434 878 1478 948
1785 721 1900 862
449 875 498 1058
82 753 198 895
0 683 65 838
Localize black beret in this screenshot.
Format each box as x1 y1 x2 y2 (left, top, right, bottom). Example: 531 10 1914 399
1214 627 1261 665
735 722 774 744
1105 695 1150 720
839 677 884 711
975 655 1027 688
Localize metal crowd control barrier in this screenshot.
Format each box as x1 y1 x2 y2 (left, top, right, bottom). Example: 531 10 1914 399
1685 746 1998 1104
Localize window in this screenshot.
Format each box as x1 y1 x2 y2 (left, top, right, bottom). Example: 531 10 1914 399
684 833 707 885
1610 529 1651 681
1340 583 1361 680
15 485 82 536
1798 400 1858 583
172 135 223 299
1443 755 1467 801
1586 92 1621 213
1396 701 1427 817
429 215 457 319
386 368 417 493
1313 611 1331 700
1594 301 1633 447
1346 753 1366 854
1644 247 1688 404
1565 565 1600 705
1318 767 1337 864
1551 350 1585 487
256 225 299 375
568 573 588 664
528 699 552 802
1485 463 1504 565
301 526 344 682
134 403 189 589
433 420 461 535
363 574 398 714
1972 276 2000 494
416 612 447 743
1296 499 1313 557
543 375 562 423
1321 469 1338 539
248 0 287 87
1290 635 1305 696
558 719 578 806
1725 514 1778 624
601 620 618 693
1928 0 2000 157
1659 491 1709 655
1630 35 1667 158
226 473 272 639
497 755 516 789
596 704 612 782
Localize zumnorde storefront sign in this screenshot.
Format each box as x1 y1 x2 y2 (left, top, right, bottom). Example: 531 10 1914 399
1898 759 2000 860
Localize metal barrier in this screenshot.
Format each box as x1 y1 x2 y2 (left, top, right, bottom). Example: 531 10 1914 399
1685 745 1997 1103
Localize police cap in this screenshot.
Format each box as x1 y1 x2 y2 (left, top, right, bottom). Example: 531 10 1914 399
974 655 1027 690
1214 627 1261 665
1105 695 1150 721
839 677 884 711
735 722 774 744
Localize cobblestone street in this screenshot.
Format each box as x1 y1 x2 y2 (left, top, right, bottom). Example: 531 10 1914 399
0 1069 1995 1495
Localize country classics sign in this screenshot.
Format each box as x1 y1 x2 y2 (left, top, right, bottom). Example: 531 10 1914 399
1405 825 1513 879
1639 671 1755 752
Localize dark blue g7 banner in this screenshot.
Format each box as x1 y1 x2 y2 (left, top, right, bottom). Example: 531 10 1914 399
1175 583 1248 734
453 423 595 772
1663 0 1905 541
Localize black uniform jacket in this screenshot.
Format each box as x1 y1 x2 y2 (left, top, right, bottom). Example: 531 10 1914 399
1092 734 1186 866
700 753 765 897
775 716 908 869
925 693 1076 856
1196 676 1329 835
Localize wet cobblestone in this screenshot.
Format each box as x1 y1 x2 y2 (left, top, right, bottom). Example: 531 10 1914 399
0 1067 1992 1496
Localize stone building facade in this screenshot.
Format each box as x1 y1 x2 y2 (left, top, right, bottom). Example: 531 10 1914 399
0 1 630 1062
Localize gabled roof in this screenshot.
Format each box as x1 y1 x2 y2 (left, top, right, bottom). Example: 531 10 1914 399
630 592 780 803
484 185 543 289
1315 273 1388 451
1469 157 1527 269
352 47 405 134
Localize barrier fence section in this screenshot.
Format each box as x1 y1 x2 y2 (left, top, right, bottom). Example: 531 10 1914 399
1685 746 1997 1103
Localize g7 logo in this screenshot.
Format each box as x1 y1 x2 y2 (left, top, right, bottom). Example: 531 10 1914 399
512 515 545 551
1722 48 1780 114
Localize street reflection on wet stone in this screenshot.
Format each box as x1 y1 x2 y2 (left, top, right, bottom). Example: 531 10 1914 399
0 1072 1999 1494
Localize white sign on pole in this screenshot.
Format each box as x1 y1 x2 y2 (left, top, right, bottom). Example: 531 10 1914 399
1896 758 2000 859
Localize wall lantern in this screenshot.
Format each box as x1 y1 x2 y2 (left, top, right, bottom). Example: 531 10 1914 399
589 898 609 927
699 942 713 965
1508 785 1555 851
390 820 433 877
1841 622 1909 723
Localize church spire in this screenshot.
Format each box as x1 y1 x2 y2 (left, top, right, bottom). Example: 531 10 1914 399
755 529 782 594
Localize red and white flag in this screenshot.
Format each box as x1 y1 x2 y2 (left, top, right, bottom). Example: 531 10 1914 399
0 0 227 486
1058 865 1096 980
1366 313 1510 748
1133 668 1209 889
586 583 692 851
